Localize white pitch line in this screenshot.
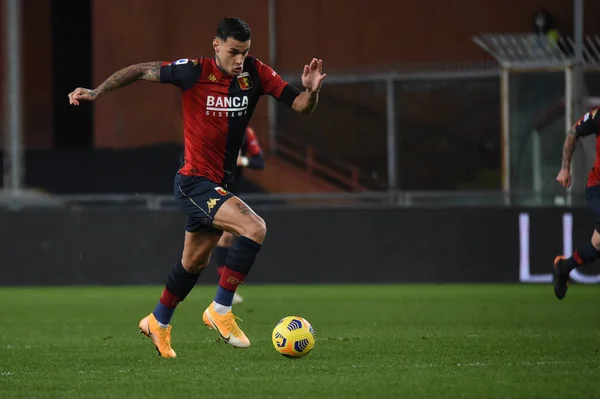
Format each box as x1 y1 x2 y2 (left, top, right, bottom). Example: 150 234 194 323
414 360 574 369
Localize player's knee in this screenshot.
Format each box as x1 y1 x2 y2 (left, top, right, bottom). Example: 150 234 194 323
241 217 267 243
182 252 210 273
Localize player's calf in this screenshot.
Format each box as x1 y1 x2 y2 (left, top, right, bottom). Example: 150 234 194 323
208 198 264 317
554 238 600 300
182 240 215 273
152 260 202 327
565 242 600 269
151 232 220 328
217 231 235 247
202 235 259 346
212 236 261 312
214 232 234 268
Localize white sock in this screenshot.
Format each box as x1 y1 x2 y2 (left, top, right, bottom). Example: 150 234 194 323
157 321 169 328
213 302 231 315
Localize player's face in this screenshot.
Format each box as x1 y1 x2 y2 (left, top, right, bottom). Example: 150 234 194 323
213 38 251 76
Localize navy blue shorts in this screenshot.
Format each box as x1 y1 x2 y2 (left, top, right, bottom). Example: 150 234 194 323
585 184 600 233
174 174 234 233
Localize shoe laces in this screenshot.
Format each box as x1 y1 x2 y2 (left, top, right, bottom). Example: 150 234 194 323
158 325 172 346
223 313 243 336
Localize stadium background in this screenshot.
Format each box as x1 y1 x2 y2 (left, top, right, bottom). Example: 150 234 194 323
2 0 600 284
2 3 600 398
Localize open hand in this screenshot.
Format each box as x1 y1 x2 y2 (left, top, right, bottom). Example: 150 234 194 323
301 58 326 93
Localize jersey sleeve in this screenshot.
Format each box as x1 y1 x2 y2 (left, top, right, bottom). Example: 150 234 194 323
252 57 301 107
574 108 600 137
244 127 262 156
159 58 202 91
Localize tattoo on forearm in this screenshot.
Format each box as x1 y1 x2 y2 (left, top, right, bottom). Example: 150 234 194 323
140 63 161 81
91 61 161 98
561 127 578 169
236 202 251 215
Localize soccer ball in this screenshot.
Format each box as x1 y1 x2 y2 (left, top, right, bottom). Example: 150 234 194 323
271 316 316 358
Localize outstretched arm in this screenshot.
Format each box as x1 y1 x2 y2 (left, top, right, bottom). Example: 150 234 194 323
68 61 162 105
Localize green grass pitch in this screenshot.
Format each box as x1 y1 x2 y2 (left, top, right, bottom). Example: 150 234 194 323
0 285 598 398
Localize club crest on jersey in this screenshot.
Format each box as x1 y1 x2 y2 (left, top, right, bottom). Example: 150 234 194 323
208 73 217 82
215 187 229 196
238 72 252 90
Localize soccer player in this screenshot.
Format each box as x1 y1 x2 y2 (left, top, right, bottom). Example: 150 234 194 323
67 17 326 357
214 126 265 305
554 107 600 299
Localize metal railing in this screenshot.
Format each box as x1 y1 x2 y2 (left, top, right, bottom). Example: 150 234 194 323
276 62 500 191
275 132 387 191
472 33 600 70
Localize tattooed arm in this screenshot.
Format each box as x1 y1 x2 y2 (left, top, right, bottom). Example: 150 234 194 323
560 127 578 171
68 61 162 105
557 109 600 188
556 127 579 188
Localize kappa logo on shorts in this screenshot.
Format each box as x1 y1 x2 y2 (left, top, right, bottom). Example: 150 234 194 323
215 187 229 196
206 198 220 212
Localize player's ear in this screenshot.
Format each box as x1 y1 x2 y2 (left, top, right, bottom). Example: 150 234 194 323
213 38 220 53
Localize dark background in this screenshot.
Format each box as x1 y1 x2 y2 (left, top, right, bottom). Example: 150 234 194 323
2 0 600 192
2 207 598 285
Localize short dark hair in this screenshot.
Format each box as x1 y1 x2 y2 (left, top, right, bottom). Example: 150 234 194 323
216 17 251 42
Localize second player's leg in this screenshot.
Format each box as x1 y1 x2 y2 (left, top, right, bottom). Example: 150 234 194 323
217 231 235 247
554 185 600 299
214 231 235 271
